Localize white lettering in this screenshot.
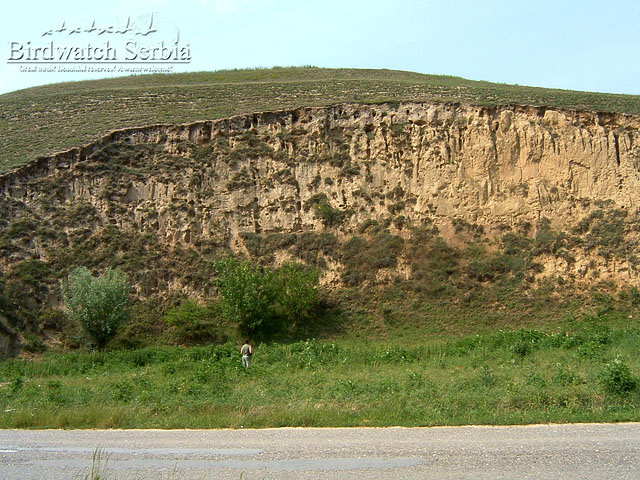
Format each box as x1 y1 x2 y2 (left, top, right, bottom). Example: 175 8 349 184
125 40 137 60
9 42 24 60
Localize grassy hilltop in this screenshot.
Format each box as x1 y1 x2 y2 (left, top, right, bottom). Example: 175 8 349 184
2 66 640 173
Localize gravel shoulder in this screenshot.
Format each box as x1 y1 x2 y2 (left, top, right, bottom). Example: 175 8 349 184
1 423 639 479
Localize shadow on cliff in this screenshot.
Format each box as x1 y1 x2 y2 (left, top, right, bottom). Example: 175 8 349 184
250 296 350 345
0 314 20 360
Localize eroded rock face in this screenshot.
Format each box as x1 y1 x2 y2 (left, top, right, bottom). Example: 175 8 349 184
2 101 640 291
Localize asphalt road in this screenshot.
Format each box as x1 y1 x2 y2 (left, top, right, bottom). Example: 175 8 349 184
1 423 639 479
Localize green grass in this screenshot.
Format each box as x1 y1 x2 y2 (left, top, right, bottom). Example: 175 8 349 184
2 312 639 429
2 66 640 173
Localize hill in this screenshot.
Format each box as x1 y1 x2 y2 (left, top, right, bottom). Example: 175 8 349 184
2 67 640 173
2 68 640 357
2 68 640 429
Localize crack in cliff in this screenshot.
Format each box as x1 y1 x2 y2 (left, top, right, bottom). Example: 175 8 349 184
614 131 621 167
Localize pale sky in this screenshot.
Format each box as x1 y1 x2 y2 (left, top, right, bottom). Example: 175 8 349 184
1 0 639 95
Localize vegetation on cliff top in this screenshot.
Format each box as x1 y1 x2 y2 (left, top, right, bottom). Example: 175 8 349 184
2 66 640 173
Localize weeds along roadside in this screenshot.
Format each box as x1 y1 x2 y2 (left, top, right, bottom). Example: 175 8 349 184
1 314 639 428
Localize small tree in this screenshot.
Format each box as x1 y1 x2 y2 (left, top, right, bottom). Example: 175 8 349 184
63 267 130 349
214 257 320 336
214 257 274 334
270 262 320 323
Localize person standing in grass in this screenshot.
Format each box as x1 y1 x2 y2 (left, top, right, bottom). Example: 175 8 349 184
241 339 252 368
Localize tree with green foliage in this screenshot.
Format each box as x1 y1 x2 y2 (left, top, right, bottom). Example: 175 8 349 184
214 257 320 336
214 257 271 335
63 267 130 349
266 262 321 331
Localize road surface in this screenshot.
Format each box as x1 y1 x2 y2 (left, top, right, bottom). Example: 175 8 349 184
1 423 639 479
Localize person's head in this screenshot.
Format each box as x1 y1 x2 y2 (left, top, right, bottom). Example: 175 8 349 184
244 339 250 344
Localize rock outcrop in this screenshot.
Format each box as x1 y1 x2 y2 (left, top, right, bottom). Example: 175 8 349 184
2 101 640 297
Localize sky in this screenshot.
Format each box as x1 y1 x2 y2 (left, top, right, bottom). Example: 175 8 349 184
1 0 639 96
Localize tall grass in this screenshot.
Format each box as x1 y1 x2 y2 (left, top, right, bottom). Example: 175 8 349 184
1 316 639 428
84 448 110 480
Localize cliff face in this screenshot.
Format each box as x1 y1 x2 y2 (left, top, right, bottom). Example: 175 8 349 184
2 101 640 303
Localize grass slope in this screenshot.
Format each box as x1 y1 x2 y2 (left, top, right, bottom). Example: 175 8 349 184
2 67 640 173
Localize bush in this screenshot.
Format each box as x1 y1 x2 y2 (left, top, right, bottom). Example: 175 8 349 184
293 232 337 267
22 333 46 353
63 267 131 349
502 232 531 256
466 255 525 282
313 200 349 227
214 257 320 337
3 259 54 330
214 257 272 335
270 263 320 323
164 299 221 344
601 356 638 395
341 232 404 285
409 236 459 285
38 309 68 330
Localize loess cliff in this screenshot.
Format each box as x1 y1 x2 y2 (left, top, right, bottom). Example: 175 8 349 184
2 101 640 352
